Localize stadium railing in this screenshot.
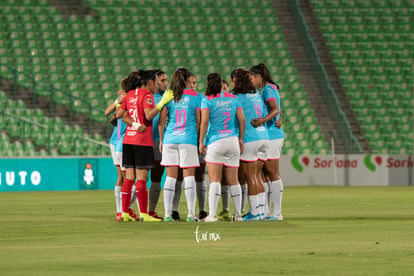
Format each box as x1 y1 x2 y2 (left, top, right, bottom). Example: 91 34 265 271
288 0 363 153
0 62 95 134
1 110 109 156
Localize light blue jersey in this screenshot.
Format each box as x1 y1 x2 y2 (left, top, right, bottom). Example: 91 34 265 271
261 83 285 140
163 88 200 146
109 119 127 152
152 92 163 141
201 91 242 146
236 92 269 143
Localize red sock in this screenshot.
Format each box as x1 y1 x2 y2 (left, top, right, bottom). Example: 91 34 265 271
136 180 148 214
121 179 135 213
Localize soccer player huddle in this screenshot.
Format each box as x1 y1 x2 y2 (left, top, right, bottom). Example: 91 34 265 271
105 63 285 223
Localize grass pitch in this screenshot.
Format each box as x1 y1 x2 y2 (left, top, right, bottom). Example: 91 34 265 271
1 186 414 275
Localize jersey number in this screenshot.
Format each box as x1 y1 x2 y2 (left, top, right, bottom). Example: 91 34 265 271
175 109 187 127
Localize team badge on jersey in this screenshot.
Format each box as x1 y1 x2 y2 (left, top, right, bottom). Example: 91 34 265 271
146 97 153 105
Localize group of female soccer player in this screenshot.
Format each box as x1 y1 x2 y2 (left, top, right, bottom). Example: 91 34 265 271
105 63 285 222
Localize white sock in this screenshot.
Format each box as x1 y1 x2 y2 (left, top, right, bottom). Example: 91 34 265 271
221 185 230 212
130 185 137 210
184 176 196 217
163 177 176 217
230 184 242 216
196 181 207 212
248 195 259 216
115 186 122 213
172 180 182 212
240 183 248 212
258 192 265 216
208 182 221 217
264 183 270 216
149 181 161 213
270 179 284 216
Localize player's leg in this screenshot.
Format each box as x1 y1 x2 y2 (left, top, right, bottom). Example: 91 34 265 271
195 162 208 220
120 144 137 222
240 161 261 221
179 144 200 222
219 176 230 219
164 166 178 221
172 168 183 220
149 159 164 219
264 139 284 220
223 166 242 221
134 145 161 222
204 162 223 222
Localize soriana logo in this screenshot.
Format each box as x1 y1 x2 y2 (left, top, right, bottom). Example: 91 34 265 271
291 156 358 172
363 155 382 172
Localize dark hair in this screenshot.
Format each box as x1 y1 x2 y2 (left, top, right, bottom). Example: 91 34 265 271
221 79 229 87
169 69 187 102
154 69 166 77
140 70 157 86
177 67 192 82
124 70 143 92
205 73 222 96
249 63 279 90
231 68 256 95
120 77 128 90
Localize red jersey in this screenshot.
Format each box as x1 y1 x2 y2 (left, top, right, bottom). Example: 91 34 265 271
120 88 155 146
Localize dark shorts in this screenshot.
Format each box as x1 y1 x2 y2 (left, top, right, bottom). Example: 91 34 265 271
122 144 155 169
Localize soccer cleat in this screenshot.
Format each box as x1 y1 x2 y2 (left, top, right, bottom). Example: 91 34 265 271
199 211 208 221
116 212 122 222
140 213 162 222
242 212 260 221
148 211 163 220
172 211 180 220
186 215 199 222
121 212 136 222
204 215 218 222
231 214 243 222
218 210 230 220
128 209 140 221
259 213 265 221
164 216 173 222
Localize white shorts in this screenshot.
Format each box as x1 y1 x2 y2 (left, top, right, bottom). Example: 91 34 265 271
161 143 200 168
240 140 269 162
110 144 125 170
153 140 162 161
267 138 284 160
205 136 240 167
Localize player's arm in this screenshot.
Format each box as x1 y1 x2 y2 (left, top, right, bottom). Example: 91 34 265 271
236 108 246 152
105 90 126 117
122 111 147 133
158 107 168 153
276 111 282 128
251 99 279 127
196 108 201 136
109 114 117 126
198 109 209 155
144 90 174 121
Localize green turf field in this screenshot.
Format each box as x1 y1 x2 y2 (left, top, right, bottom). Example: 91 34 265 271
1 186 414 275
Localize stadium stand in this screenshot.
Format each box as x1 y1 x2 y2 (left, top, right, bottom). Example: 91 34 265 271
0 89 109 156
311 0 413 154
0 0 329 156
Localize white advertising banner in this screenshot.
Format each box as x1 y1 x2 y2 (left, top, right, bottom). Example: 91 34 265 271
280 155 414 186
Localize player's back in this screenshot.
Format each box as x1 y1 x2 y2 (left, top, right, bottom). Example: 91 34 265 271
236 92 268 143
164 88 200 145
202 92 241 146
